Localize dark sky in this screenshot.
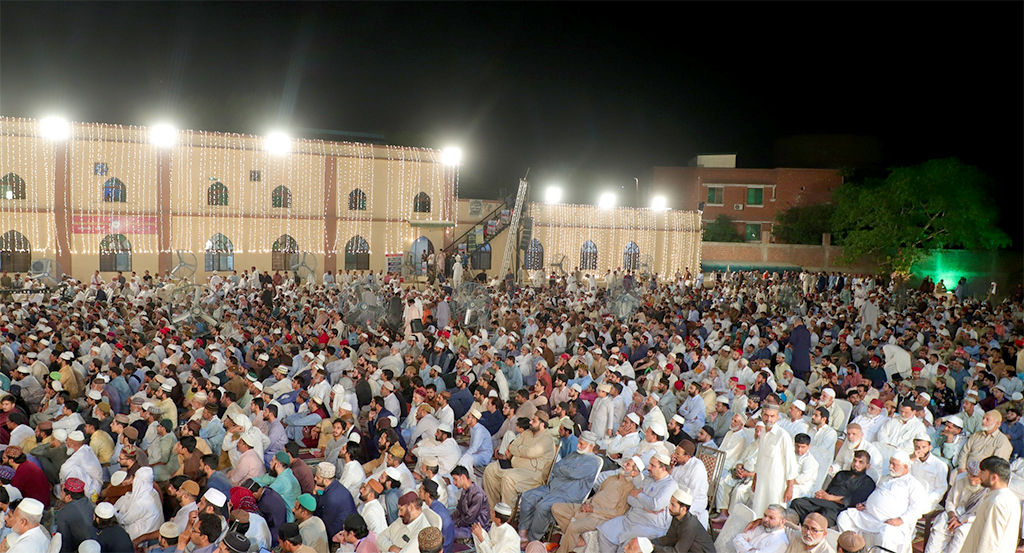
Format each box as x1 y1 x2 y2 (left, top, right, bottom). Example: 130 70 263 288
1 2 1021 239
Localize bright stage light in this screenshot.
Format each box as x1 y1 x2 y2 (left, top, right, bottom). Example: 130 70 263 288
265 131 291 154
651 196 668 211
150 124 178 147
545 187 563 204
599 193 616 209
39 117 70 140
441 147 462 166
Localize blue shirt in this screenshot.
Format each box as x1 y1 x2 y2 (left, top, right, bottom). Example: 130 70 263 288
316 480 356 538
206 471 234 498
430 500 455 553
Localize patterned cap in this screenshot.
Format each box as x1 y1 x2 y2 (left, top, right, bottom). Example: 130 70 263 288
64 477 85 493
417 527 444 552
967 459 982 476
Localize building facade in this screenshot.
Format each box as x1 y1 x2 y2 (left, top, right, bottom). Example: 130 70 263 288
0 117 457 281
652 154 842 242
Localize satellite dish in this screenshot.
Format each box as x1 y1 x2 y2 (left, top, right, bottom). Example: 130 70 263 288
549 254 567 275
289 251 318 282
27 258 64 288
451 282 492 330
610 290 643 322
169 251 198 281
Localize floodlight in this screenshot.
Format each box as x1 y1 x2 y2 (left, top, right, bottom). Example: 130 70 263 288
441 147 462 166
598 193 616 209
651 196 668 211
545 187 563 204
150 124 177 147
265 131 291 154
39 117 70 140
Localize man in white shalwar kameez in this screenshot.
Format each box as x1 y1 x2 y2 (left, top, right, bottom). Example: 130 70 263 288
114 466 163 540
923 460 988 553
960 456 1022 553
730 504 789 553
749 405 798 516
807 407 837 491
837 451 928 552
6 498 50 553
59 430 103 502
669 440 709 529
471 502 519 553
874 403 926 475
597 452 678 553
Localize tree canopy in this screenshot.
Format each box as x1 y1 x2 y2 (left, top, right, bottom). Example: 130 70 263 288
774 203 835 245
831 158 1010 273
703 214 744 242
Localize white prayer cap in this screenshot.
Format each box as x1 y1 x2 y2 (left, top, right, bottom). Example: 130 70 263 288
203 488 227 508
241 432 259 448
468 409 482 420
87 390 102 401
68 430 85 442
60 351 74 360
438 423 453 434
53 429 68 442
635 538 654 553
890 450 912 466
17 498 44 516
110 471 127 486
95 502 117 519
384 467 402 482
792 400 807 412
626 413 641 426
16 367 30 374
672 487 693 505
571 384 583 393
495 502 513 516
161 383 173 392
671 414 686 426
651 452 671 468
2 485 21 502
716 396 730 406
821 388 836 398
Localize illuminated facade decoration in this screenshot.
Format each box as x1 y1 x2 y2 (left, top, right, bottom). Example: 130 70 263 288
0 117 457 280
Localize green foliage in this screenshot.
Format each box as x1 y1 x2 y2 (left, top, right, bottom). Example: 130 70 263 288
703 214 744 242
774 203 836 245
831 158 1011 273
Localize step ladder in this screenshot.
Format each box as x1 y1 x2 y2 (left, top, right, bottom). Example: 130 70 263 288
499 178 529 278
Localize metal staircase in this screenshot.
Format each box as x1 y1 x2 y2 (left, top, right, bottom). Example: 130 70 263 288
499 179 529 277
442 195 514 260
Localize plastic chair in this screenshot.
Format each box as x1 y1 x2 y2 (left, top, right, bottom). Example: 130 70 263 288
696 443 727 510
714 504 756 553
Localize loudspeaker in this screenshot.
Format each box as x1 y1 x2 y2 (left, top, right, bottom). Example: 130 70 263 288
519 217 533 250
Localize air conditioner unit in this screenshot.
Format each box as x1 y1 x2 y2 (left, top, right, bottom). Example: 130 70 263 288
733 203 744 211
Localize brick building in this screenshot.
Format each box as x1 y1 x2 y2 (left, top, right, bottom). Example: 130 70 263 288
652 154 842 242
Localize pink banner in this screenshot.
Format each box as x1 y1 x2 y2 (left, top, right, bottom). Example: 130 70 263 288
71 215 159 234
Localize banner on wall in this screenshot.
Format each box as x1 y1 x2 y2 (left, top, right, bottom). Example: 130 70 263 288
386 253 403 274
71 215 159 234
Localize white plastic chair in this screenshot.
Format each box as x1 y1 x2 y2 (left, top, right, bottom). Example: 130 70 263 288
714 504 757 553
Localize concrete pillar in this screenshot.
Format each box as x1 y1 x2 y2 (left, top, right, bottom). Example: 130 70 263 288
53 142 72 276
156 148 172 275
323 156 338 274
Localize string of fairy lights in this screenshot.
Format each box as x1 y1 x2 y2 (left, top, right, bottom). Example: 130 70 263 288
533 202 701 277
0 117 456 273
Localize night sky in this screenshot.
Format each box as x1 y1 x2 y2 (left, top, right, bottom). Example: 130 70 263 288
1 2 1020 240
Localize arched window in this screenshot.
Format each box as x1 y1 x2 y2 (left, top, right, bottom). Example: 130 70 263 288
103 178 127 203
580 241 598 271
99 234 132 272
271 185 291 209
0 230 30 272
623 242 640 271
0 173 26 200
272 234 299 271
471 244 492 271
345 235 370 270
207 182 229 206
348 189 367 211
205 233 234 272
524 239 544 270
413 192 431 213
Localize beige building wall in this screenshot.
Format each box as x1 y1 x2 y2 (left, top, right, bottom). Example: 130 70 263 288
0 118 456 281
